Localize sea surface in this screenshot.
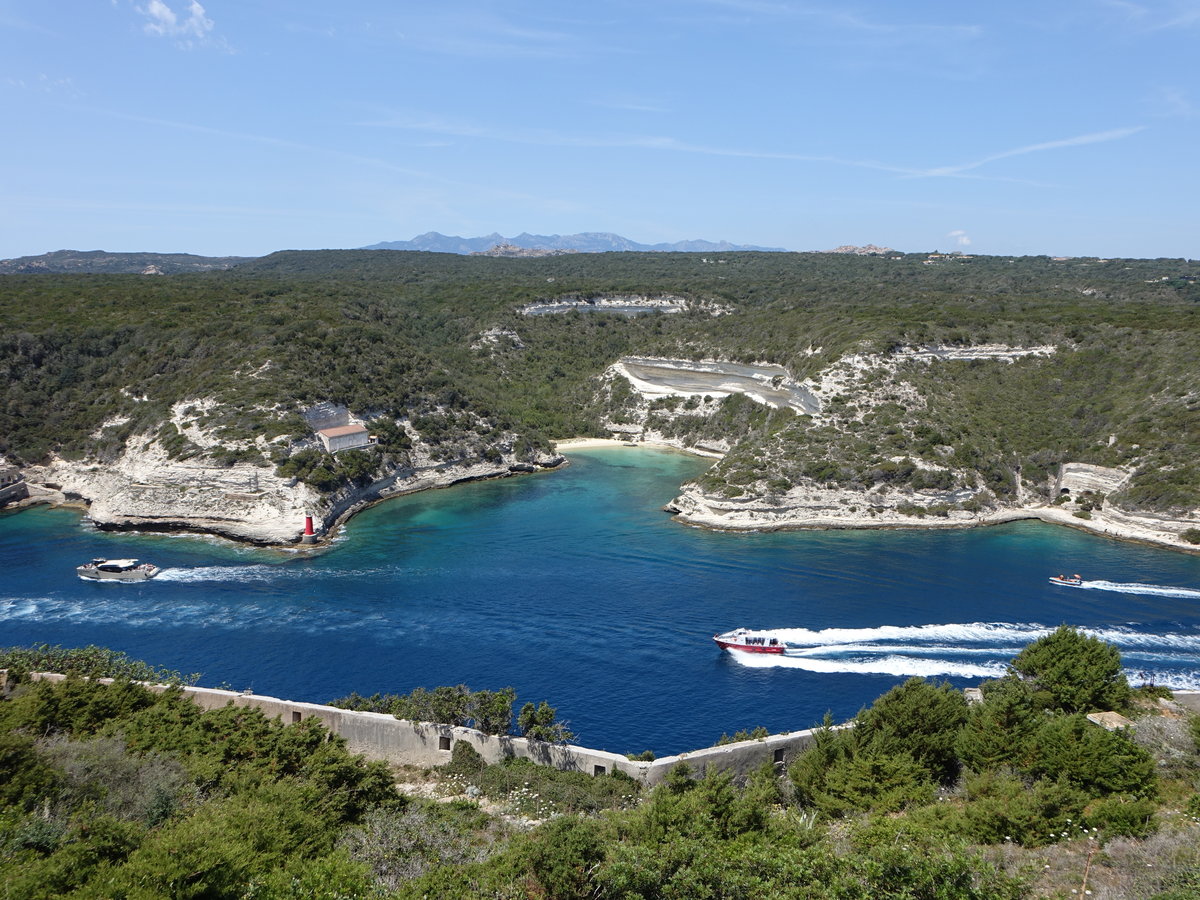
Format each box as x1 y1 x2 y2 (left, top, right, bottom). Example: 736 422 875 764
3 447 1200 756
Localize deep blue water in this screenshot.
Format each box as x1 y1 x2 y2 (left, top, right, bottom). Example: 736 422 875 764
3 447 1200 756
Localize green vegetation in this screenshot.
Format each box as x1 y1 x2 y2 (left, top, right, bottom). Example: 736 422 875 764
330 685 573 742
0 643 199 685
5 630 1200 897
0 676 397 898
2 251 1198 511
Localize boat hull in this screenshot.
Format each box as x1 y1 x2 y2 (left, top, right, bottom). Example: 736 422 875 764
1048 576 1083 587
714 638 786 654
713 629 787 654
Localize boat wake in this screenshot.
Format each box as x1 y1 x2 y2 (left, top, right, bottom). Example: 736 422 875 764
153 564 411 583
722 621 1200 688
1074 580 1200 600
154 565 292 583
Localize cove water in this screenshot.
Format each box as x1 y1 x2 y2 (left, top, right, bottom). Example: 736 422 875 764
3 447 1200 756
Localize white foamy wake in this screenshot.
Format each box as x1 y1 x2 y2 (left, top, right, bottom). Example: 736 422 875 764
1078 580 1200 600
154 565 287 583
153 564 412 583
719 621 1200 686
734 652 1005 678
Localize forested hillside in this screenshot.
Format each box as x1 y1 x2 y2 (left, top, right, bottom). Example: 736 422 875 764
2 250 1198 519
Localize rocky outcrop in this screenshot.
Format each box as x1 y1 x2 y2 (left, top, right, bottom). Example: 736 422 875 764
822 244 896 256
26 437 317 544
613 357 819 413
23 433 564 546
520 295 718 317
665 482 985 531
471 243 578 258
1056 463 1127 496
665 471 1200 552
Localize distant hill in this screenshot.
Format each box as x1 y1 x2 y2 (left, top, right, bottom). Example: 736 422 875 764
0 249 254 275
362 231 788 254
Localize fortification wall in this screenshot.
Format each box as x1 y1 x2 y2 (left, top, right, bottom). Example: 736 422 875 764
3 671 824 785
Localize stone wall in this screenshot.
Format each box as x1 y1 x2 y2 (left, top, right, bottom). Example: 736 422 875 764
4 672 825 785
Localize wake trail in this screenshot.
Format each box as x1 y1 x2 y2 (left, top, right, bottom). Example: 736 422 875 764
1078 580 1200 600
718 621 1200 683
154 564 407 583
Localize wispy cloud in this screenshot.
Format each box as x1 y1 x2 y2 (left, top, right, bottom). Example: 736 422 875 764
1148 85 1196 117
591 95 671 114
135 0 224 48
692 0 983 44
6 74 83 99
362 111 922 174
1095 0 1200 29
72 106 546 205
947 229 972 247
392 11 575 60
918 127 1145 177
361 111 1055 183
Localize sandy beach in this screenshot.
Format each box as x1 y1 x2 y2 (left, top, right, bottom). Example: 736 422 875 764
554 437 724 458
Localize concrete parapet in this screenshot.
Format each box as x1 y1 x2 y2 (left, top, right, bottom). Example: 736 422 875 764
5 671 825 784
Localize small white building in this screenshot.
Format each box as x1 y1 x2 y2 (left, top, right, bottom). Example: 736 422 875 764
317 424 370 453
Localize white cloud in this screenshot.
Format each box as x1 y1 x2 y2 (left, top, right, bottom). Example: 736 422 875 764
1095 0 1200 29
138 0 214 41
947 229 971 247
1149 86 1196 118
920 127 1145 177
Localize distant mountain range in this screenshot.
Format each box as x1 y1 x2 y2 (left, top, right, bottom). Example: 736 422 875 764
361 232 788 254
0 234 789 276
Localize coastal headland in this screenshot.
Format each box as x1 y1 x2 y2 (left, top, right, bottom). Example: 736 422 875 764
9 434 1196 555
7 352 1199 555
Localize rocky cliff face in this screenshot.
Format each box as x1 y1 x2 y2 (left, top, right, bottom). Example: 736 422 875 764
28 436 318 543
600 349 1200 552
664 475 1200 551
25 432 563 545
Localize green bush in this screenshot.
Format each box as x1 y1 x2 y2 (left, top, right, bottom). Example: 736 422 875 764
1009 625 1131 713
1028 714 1157 797
942 770 1088 847
0 733 63 811
955 677 1040 772
855 677 969 784
518 700 574 743
810 751 934 816
1084 794 1157 838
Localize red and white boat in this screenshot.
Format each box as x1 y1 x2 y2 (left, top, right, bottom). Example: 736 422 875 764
713 628 788 654
1049 573 1083 587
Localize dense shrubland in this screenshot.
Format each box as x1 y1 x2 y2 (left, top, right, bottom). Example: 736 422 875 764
1 250 1197 505
3 629 1200 897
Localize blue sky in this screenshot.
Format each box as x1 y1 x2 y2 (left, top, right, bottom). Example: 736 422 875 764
2 1 1197 258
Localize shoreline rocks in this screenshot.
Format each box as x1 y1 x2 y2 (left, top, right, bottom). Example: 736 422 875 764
664 482 1200 554
18 436 565 547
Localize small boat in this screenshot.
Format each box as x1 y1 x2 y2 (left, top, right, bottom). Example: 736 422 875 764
1049 573 1084 587
714 628 788 654
76 558 160 582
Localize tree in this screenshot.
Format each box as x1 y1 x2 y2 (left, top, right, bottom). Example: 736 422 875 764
469 687 515 735
955 676 1040 772
1009 625 1130 713
855 677 969 784
518 701 574 743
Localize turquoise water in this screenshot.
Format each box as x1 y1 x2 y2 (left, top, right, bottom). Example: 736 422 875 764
3 447 1200 755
